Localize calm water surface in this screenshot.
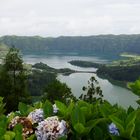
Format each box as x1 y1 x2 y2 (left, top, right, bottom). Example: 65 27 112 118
23 54 138 108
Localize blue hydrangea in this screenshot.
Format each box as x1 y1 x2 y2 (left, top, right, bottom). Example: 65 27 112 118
108 123 119 136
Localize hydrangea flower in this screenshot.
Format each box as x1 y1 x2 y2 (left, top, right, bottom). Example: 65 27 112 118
27 109 44 124
8 116 34 139
53 104 59 114
35 116 67 140
108 123 119 136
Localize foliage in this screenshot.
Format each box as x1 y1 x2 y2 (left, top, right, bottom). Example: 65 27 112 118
79 76 103 103
42 80 77 104
0 47 31 113
28 69 56 96
97 64 140 82
128 79 140 96
0 97 5 115
128 79 140 105
0 98 140 140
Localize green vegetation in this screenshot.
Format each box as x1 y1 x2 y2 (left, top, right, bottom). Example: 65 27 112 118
69 60 104 68
79 76 103 103
1 35 140 55
27 69 56 97
33 62 75 75
0 47 31 113
0 90 140 139
42 79 76 104
97 54 140 83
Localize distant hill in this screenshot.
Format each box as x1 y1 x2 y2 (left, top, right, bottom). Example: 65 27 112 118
1 35 140 55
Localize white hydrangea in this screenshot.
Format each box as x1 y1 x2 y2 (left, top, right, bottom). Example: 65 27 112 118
35 116 67 140
27 109 44 124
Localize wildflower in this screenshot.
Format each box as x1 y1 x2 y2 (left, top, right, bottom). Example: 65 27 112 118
108 123 119 136
9 116 34 139
27 109 44 124
53 104 59 114
35 116 67 140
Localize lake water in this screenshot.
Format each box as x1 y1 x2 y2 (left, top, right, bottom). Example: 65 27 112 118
23 54 138 108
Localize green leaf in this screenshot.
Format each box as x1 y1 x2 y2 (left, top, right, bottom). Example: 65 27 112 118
109 115 124 133
66 101 74 118
13 124 23 140
33 102 42 108
43 100 53 118
125 123 135 138
125 111 136 126
92 126 103 140
125 111 136 137
18 102 29 116
100 102 114 117
80 106 91 120
55 101 67 116
86 118 108 129
0 115 8 136
71 106 85 126
74 123 85 134
5 131 15 140
4 134 11 140
77 100 89 108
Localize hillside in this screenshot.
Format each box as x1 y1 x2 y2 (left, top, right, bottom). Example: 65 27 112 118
1 35 140 55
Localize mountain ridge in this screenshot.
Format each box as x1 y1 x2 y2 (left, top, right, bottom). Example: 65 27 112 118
1 34 140 55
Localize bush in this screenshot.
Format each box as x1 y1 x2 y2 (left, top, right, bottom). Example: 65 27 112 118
0 98 140 140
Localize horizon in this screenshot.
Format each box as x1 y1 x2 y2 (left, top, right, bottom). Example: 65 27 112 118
1 33 140 38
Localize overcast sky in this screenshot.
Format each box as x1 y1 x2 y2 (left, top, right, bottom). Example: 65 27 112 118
0 0 140 37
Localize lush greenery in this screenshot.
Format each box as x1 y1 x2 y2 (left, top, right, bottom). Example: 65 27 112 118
0 94 140 139
33 62 75 75
28 62 75 97
69 60 104 68
27 69 56 97
0 47 31 113
79 76 103 103
1 35 140 55
97 54 140 82
42 79 76 104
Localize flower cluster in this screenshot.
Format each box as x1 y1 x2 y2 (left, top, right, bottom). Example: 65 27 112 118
27 109 44 124
108 123 119 136
35 116 67 140
8 116 34 138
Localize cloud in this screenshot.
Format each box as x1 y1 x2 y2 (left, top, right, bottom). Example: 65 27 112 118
0 0 140 36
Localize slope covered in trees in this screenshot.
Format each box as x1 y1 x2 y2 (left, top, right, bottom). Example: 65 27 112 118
1 35 140 55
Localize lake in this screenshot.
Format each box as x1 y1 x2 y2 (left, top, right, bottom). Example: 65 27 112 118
23 53 138 108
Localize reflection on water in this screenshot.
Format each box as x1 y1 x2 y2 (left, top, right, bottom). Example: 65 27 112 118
24 54 139 108
58 73 138 108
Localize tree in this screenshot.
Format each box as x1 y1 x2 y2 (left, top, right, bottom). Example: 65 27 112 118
42 79 76 104
0 47 30 113
79 76 103 103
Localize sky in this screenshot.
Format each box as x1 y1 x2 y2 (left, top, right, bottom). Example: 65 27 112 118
0 0 140 37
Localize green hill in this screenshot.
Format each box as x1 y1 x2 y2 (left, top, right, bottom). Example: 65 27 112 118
1 35 140 55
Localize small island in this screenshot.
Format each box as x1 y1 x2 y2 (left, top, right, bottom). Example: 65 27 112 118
68 60 104 68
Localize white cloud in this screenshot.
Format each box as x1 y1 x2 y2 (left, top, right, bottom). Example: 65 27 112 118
0 0 140 36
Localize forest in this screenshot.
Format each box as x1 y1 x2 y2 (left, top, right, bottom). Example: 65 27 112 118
1 35 140 55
